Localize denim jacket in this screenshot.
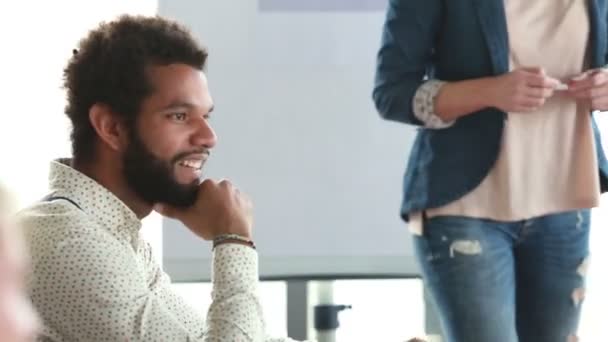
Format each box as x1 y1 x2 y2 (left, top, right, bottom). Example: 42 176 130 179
373 0 608 220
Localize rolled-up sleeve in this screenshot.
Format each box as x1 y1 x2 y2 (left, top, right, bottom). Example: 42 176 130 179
412 80 455 129
373 0 444 126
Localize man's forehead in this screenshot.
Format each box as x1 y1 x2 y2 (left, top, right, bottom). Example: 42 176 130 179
146 63 206 84
144 64 211 109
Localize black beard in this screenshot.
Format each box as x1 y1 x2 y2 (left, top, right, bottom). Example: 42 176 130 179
122 131 200 208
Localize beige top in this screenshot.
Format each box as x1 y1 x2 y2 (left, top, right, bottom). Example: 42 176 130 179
411 0 600 233
19 160 300 342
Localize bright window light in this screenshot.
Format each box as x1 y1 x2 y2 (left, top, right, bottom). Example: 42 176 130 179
0 0 161 252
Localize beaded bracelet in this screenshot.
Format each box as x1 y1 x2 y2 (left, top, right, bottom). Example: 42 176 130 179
213 234 256 250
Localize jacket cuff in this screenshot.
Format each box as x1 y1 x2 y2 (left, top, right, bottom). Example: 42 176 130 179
412 80 455 129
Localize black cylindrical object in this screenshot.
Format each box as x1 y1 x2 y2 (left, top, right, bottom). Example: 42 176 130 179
313 304 352 331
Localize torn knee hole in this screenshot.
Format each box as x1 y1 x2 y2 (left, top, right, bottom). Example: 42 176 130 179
576 211 584 230
577 256 590 277
571 287 586 307
449 240 482 258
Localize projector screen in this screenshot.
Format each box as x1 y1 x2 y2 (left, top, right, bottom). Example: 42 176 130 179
160 0 420 281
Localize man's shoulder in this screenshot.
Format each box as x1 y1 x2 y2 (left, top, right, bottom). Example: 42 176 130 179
19 198 89 226
18 199 101 247
18 199 137 276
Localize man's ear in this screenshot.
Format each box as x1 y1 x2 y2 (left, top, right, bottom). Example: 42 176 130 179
88 103 129 152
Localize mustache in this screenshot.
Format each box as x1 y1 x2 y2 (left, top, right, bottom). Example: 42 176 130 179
171 149 211 164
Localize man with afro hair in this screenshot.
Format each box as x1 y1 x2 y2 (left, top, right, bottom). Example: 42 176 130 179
19 15 301 342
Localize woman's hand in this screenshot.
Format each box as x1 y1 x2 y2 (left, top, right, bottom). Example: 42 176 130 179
486 67 560 113
565 68 608 111
433 67 559 122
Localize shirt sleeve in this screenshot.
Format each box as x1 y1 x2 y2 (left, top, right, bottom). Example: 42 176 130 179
24 212 305 341
205 244 304 342
412 80 455 129
26 225 207 342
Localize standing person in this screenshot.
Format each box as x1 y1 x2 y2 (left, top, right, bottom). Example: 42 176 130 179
373 1 608 341
19 15 301 342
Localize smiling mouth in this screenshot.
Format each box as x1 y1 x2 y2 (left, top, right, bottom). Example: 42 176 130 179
175 150 210 172
178 159 203 170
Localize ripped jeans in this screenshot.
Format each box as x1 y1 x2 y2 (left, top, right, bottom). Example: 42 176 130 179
413 210 590 342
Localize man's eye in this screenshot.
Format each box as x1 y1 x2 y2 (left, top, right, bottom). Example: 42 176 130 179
171 113 187 121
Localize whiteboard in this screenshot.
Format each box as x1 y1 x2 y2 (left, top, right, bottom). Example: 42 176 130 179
160 0 419 281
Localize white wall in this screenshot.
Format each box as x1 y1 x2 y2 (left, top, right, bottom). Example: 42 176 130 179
159 0 419 280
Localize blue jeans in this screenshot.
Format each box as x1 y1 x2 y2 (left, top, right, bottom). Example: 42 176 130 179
414 211 590 342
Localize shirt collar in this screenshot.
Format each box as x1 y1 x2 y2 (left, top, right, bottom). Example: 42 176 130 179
48 158 142 239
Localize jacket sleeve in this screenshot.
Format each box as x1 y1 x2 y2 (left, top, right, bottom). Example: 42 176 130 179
372 0 444 126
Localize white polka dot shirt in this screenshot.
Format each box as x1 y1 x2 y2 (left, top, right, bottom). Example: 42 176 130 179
18 159 300 342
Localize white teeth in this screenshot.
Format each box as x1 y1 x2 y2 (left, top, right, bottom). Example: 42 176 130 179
180 160 202 169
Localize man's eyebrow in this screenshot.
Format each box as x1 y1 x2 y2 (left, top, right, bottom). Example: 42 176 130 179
160 102 214 114
160 101 197 110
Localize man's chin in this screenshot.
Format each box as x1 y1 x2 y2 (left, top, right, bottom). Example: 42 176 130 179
176 178 201 188
164 185 199 208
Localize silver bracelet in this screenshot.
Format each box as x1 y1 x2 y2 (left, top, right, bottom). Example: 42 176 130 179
213 234 256 250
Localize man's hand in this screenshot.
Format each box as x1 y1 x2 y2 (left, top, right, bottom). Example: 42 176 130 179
154 179 253 241
566 68 608 110
485 67 560 113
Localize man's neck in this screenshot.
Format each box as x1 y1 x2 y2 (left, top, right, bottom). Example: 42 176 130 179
72 158 152 219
